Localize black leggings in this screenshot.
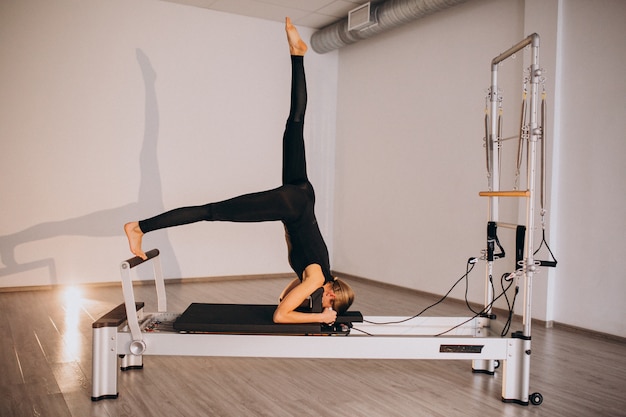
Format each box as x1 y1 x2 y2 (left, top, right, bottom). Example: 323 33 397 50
139 56 310 233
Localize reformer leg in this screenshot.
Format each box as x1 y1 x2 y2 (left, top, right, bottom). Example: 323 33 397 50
91 325 120 401
472 359 497 375
473 315 498 375
501 335 531 405
120 352 144 371
91 301 146 401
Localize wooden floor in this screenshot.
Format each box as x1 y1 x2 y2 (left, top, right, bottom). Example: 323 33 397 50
1 275 625 417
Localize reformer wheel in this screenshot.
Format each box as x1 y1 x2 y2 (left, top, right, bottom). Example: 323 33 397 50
494 360 500 369
530 392 543 405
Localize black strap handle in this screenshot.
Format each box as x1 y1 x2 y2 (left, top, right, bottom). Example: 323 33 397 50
487 221 505 261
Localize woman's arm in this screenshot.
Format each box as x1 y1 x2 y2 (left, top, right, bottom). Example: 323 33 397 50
273 264 337 324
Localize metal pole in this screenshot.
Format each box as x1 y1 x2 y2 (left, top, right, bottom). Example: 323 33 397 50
523 34 541 338
484 61 500 314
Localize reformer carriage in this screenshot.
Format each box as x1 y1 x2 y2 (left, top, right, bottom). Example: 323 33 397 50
92 34 553 407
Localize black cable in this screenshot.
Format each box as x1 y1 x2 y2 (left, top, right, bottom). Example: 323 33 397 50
362 261 477 326
465 261 482 315
355 257 521 337
350 327 373 336
434 276 515 337
500 272 519 337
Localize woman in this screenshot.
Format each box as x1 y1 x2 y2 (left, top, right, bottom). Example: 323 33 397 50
124 18 354 325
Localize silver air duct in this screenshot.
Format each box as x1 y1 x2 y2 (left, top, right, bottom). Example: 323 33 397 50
311 0 469 54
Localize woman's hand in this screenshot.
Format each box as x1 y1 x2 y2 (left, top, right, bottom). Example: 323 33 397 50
320 307 337 325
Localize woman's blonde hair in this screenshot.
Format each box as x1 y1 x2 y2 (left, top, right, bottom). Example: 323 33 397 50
332 278 355 314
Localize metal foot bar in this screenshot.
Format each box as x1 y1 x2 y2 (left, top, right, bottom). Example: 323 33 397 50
120 249 164 356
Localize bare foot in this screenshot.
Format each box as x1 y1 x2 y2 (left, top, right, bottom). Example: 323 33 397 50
285 17 307 56
124 222 147 260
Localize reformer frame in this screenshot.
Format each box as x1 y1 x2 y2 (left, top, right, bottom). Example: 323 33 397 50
91 249 524 403
92 34 546 406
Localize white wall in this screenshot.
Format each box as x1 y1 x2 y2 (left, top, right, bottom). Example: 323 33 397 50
333 0 525 305
0 0 338 286
2 0 624 338
550 0 626 337
332 0 626 337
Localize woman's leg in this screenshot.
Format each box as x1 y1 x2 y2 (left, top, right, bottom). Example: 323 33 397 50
139 186 306 232
125 185 307 258
125 18 310 259
282 19 308 186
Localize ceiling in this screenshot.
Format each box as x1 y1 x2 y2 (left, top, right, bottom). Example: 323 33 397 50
160 0 365 29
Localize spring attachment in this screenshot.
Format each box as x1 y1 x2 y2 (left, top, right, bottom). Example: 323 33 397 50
533 86 558 269
540 88 547 210
514 86 528 190
484 109 492 180
496 104 503 189
484 88 503 187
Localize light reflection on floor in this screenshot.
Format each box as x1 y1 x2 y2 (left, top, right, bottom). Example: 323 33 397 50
59 286 83 362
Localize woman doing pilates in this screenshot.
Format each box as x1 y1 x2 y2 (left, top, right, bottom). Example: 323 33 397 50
124 18 354 325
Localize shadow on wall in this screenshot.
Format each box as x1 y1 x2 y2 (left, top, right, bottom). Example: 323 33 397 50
0 49 181 284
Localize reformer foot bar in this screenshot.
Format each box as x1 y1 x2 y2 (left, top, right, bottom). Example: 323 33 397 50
91 249 529 404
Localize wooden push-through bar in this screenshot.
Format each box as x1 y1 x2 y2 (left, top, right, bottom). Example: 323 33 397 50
479 190 530 198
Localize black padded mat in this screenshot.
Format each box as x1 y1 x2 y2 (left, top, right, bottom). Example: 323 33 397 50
173 303 362 335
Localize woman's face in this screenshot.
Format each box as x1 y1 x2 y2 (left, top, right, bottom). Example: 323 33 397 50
321 282 336 309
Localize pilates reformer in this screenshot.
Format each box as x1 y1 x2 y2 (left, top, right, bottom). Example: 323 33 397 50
91 248 506 402
92 34 552 406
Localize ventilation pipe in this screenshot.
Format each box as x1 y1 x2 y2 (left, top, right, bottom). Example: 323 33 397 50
311 0 468 54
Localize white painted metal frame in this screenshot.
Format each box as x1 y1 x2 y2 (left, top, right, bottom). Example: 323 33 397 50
481 32 543 405
90 248 529 404
92 35 544 406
